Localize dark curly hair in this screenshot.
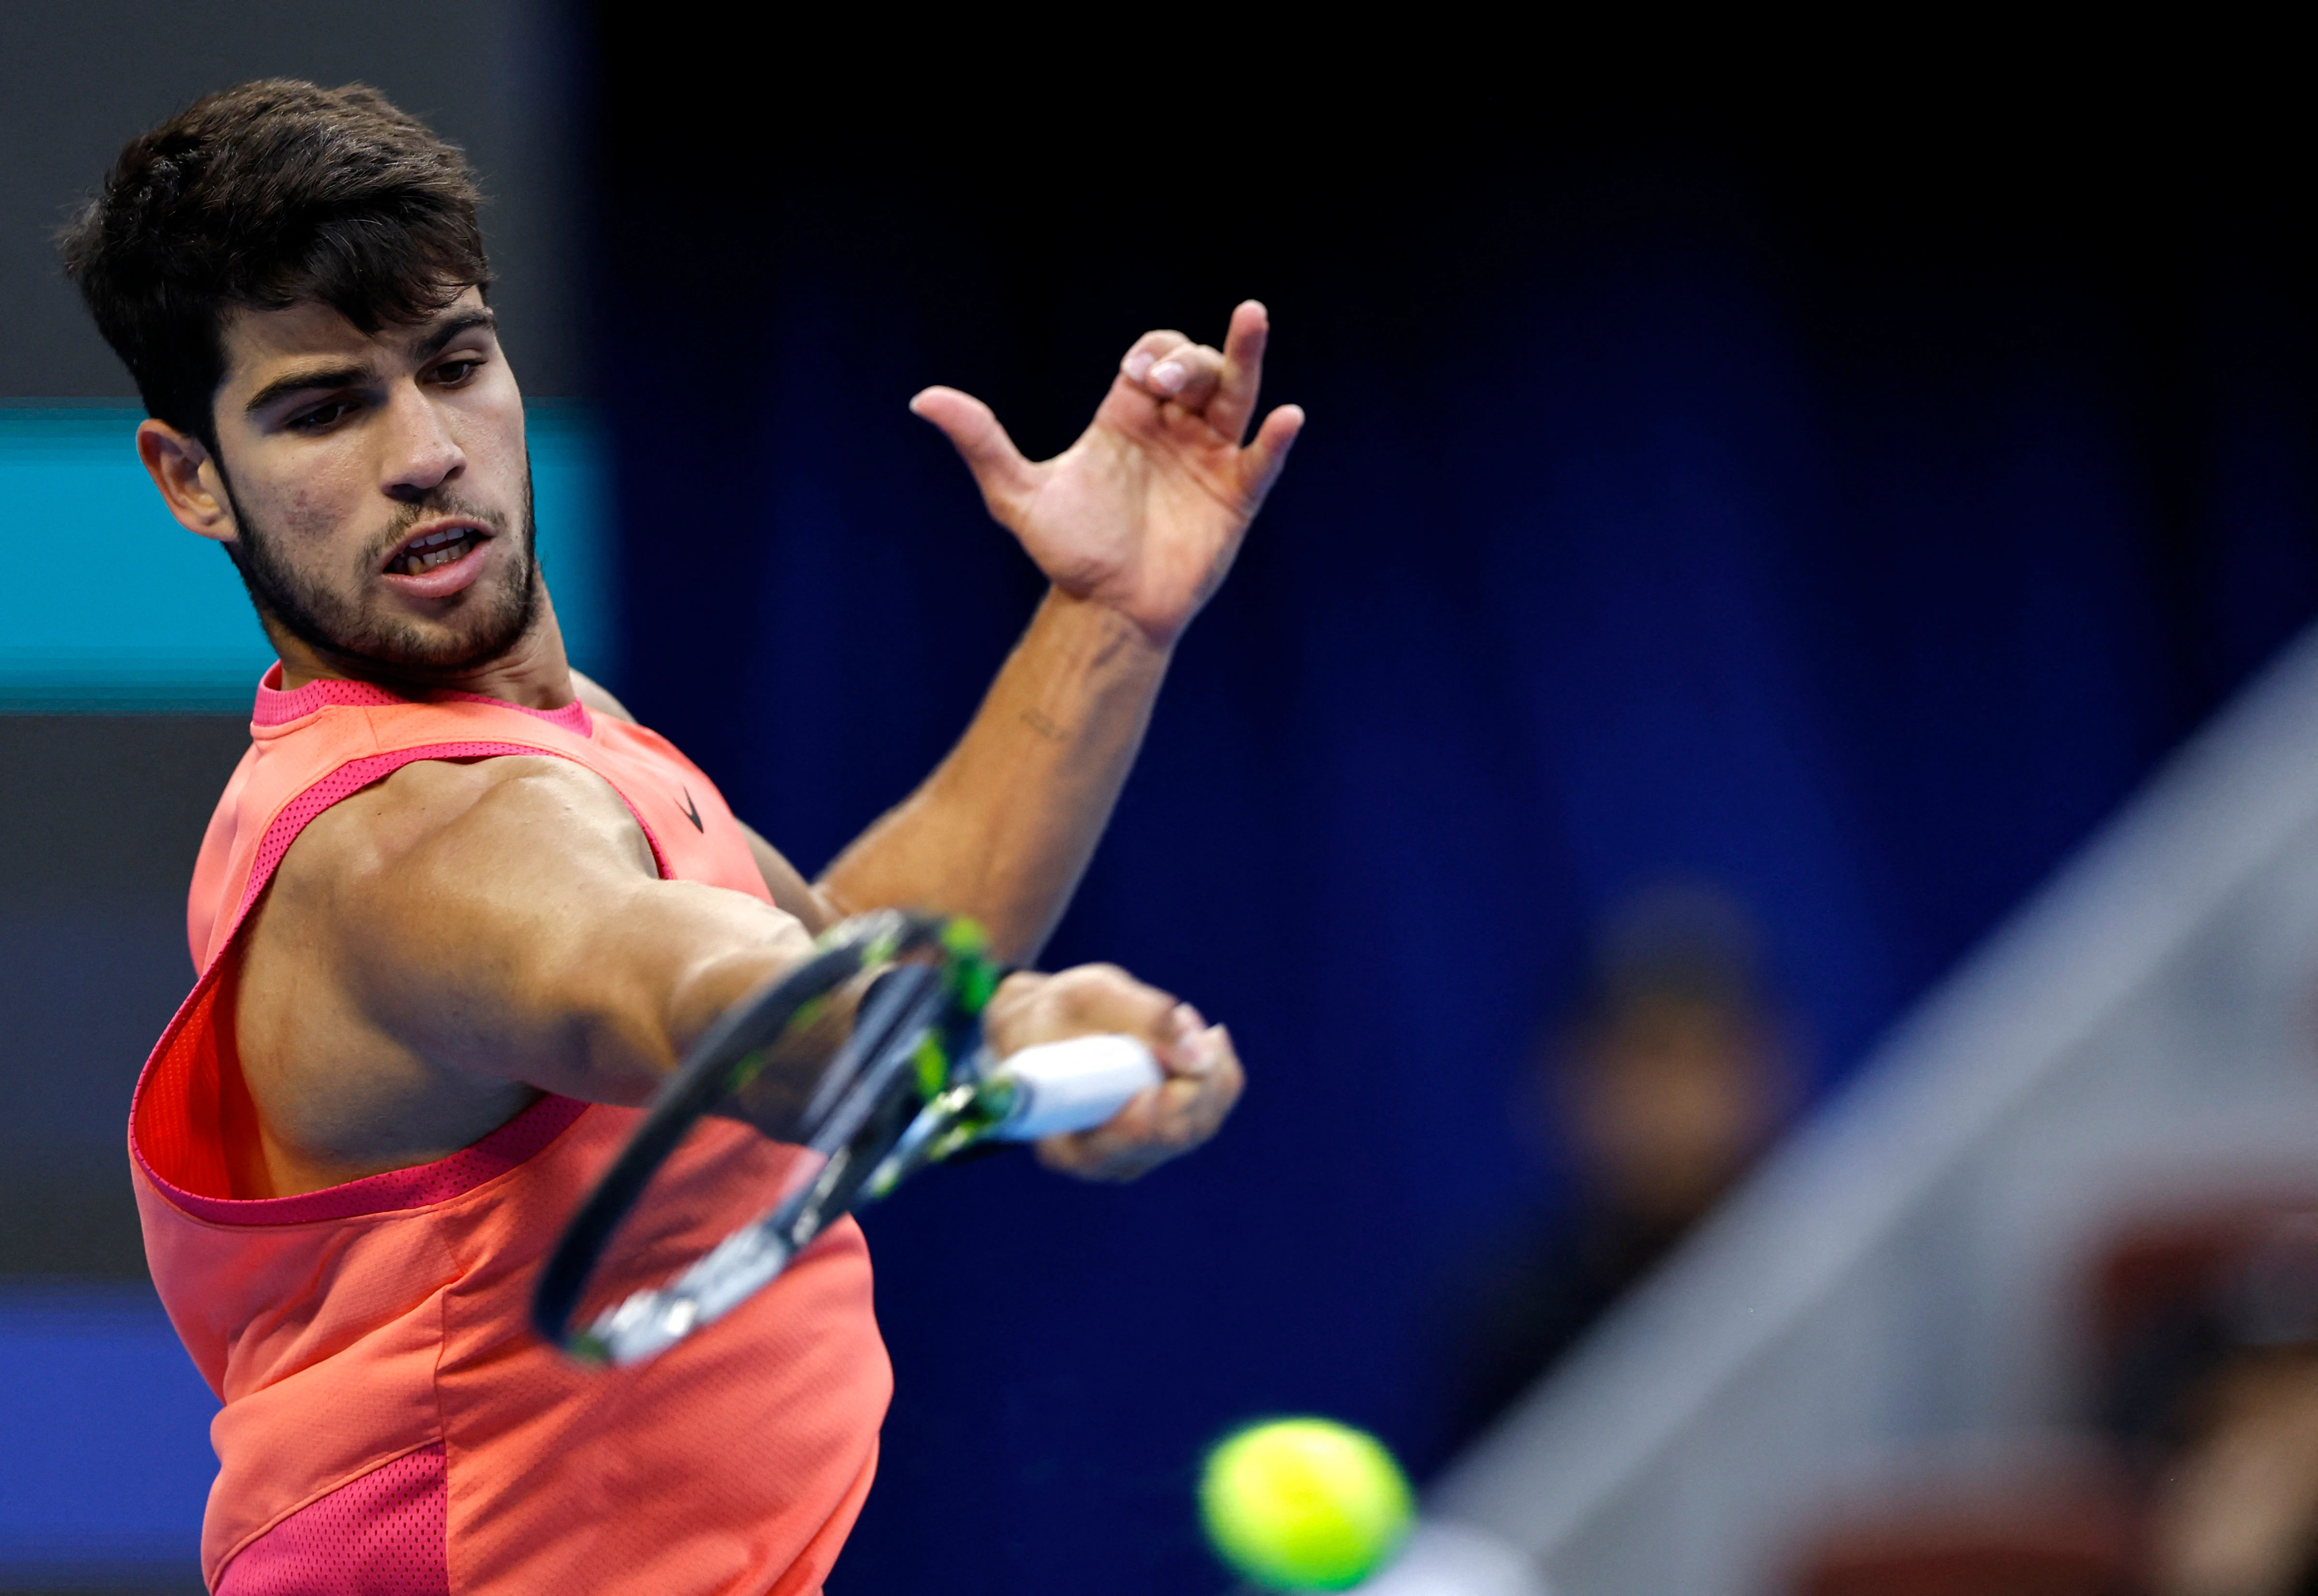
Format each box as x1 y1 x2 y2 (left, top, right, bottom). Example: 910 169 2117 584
59 80 490 451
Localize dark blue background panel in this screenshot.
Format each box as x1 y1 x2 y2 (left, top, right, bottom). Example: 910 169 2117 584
0 1287 214 1583
582 57 2318 1594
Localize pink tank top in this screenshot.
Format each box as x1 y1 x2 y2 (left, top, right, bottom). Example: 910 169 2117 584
129 667 891 1595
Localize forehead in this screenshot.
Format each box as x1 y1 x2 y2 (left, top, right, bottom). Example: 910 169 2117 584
216 286 490 389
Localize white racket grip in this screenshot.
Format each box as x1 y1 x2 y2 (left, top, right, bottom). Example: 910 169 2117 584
990 1034 1163 1140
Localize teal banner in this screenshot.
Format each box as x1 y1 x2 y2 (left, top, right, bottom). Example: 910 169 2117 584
0 404 613 710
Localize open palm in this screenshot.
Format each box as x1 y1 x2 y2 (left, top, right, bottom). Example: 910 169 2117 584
909 301 1304 648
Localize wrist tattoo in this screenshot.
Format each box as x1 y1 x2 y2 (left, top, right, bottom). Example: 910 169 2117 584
1018 706 1072 744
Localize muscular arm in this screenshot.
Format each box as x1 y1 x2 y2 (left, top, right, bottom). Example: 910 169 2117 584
816 592 1163 959
233 744 1237 1197
232 754 821 1196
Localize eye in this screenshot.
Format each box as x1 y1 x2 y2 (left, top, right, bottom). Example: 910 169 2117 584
290 399 354 432
434 357 483 386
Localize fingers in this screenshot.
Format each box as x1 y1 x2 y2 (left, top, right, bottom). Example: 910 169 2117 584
1117 329 1191 407
908 385 1039 521
1112 303 1291 464
1120 328 1189 377
985 964 1178 1053
1209 300 1270 444
1033 1027 1242 1182
1238 403 1306 510
984 965 1244 1181
1120 332 1226 415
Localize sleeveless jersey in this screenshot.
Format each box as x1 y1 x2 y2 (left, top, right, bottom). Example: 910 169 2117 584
128 667 891 1595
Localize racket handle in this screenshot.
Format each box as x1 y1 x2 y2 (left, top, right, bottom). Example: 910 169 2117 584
990 1035 1163 1140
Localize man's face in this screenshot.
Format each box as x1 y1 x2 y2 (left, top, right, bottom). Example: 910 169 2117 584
204 287 537 675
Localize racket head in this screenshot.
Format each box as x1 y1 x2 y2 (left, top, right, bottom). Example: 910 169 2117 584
532 913 1001 1363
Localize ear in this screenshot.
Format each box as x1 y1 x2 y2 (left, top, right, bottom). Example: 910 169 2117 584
137 417 236 544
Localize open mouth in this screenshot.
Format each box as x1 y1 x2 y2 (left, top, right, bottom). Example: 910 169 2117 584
384 522 489 577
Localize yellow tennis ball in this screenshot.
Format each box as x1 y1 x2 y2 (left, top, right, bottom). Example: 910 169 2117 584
1199 1417 1415 1591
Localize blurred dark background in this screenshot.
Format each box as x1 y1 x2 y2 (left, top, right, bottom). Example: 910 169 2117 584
577 26 2315 1592
3 7 2314 1590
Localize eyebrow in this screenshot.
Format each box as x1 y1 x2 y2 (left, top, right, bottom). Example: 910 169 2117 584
412 307 496 363
244 361 372 416
240 308 499 416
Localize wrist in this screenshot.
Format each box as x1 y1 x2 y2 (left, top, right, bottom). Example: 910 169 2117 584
1041 582 1181 665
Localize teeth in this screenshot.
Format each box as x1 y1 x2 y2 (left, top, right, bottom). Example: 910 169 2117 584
393 527 477 577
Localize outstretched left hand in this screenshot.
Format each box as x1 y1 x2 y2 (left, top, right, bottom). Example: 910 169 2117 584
909 301 1305 649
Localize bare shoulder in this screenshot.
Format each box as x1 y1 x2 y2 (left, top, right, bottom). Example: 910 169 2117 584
272 753 656 912
233 754 667 1191
568 669 827 929
569 668 638 724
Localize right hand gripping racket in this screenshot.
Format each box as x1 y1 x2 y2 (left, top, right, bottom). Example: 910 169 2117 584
531 911 1161 1367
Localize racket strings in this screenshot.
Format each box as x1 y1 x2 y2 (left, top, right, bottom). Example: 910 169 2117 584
535 912 995 1362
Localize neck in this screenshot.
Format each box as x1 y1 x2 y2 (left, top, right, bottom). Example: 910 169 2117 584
272 589 578 709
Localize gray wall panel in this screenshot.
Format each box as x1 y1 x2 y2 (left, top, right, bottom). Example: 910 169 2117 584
0 0 583 397
0 715 247 1277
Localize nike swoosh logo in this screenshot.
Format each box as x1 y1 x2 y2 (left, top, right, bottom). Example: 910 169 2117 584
679 787 704 832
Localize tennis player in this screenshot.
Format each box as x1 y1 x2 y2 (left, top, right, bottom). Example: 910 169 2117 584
64 80 1299 1593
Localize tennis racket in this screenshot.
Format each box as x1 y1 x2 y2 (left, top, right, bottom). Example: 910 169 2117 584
532 910 1161 1366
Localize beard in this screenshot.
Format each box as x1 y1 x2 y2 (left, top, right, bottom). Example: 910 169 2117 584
219 463 543 680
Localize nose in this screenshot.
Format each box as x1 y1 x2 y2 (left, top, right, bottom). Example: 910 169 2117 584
379 381 465 503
